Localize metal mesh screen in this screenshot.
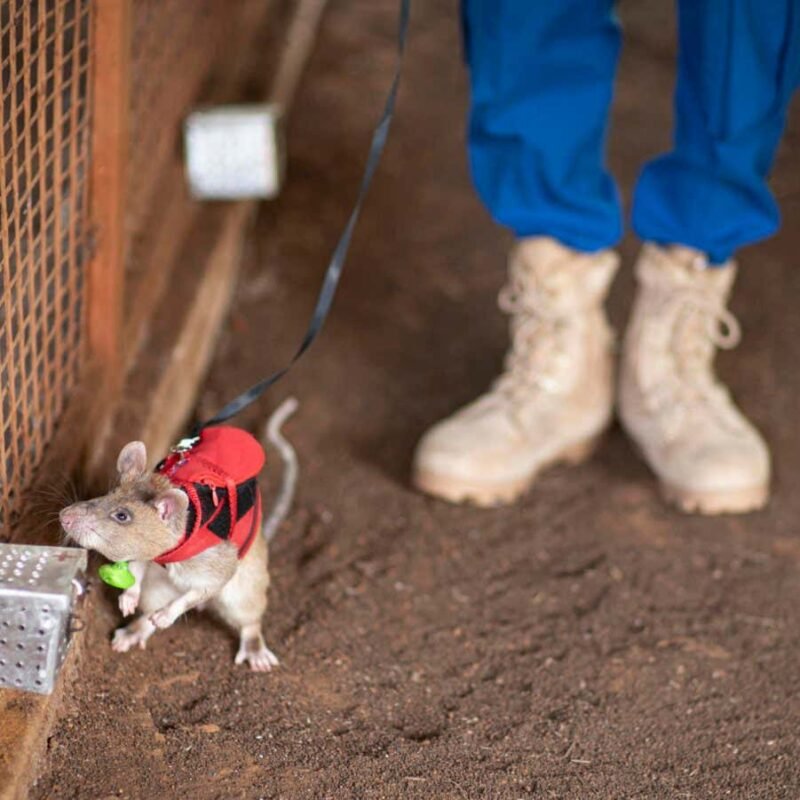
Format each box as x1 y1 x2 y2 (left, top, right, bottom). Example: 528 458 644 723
0 0 92 535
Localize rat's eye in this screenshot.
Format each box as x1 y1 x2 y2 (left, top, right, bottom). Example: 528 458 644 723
111 508 132 524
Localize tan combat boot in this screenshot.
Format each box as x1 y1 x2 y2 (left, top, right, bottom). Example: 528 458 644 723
619 244 770 514
413 237 619 506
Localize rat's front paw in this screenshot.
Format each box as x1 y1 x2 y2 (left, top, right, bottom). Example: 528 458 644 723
119 590 140 617
149 608 176 630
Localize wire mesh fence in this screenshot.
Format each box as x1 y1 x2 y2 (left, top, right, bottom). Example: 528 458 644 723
0 0 92 535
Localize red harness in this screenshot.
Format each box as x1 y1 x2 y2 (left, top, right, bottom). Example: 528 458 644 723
153 426 265 565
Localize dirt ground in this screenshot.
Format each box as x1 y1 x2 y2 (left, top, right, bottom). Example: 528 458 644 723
35 1 800 798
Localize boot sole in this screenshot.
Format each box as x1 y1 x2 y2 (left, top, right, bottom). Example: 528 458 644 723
619 408 770 516
413 433 603 508
661 480 769 516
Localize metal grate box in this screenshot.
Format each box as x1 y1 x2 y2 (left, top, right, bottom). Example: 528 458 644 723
0 544 87 694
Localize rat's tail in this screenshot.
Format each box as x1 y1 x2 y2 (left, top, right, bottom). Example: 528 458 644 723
262 397 300 542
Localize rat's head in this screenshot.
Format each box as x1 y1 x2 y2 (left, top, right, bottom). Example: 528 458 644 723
59 441 188 562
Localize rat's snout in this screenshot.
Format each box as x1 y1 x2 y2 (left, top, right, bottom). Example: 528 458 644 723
59 500 121 560
59 503 89 540
59 506 76 530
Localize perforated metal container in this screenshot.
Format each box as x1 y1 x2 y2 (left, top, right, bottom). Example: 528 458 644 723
0 544 87 695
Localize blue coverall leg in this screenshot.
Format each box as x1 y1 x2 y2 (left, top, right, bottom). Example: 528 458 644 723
632 0 800 264
462 0 800 264
461 0 623 254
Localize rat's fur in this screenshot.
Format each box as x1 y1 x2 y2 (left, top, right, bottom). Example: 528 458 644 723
59 403 298 672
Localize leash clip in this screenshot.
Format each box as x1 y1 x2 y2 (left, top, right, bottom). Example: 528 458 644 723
169 436 201 467
171 436 200 455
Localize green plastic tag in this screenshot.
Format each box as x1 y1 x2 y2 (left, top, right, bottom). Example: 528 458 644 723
98 561 135 590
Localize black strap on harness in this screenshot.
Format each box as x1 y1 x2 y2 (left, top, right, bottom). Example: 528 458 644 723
192 0 411 436
184 478 258 540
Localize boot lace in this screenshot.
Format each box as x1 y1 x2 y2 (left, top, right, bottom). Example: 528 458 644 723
492 276 576 405
638 287 743 440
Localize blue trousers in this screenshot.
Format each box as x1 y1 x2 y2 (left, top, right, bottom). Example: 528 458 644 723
462 1 800 264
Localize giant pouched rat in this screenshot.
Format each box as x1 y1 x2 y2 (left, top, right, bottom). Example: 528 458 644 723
59 398 299 672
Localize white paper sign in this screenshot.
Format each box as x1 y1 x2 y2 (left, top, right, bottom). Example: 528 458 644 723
184 105 285 200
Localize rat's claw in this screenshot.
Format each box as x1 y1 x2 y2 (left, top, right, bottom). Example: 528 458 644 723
119 591 140 617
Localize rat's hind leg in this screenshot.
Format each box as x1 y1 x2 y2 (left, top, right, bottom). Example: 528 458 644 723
212 541 278 671
213 596 279 672
209 537 278 671
234 622 279 672
112 565 179 652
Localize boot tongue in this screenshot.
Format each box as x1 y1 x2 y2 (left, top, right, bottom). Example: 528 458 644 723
510 237 618 315
640 244 736 303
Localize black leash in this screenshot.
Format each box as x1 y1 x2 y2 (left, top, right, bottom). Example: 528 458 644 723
190 0 411 438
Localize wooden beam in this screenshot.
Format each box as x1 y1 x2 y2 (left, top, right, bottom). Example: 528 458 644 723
78 0 131 477
120 165 197 372
86 0 130 390
132 201 254 464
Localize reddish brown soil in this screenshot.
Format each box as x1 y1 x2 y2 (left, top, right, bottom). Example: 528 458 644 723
35 1 800 798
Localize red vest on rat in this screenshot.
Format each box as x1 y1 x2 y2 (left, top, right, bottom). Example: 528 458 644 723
153 426 265 565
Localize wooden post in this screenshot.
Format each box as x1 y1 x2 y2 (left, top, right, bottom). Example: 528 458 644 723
84 0 130 469
86 0 129 391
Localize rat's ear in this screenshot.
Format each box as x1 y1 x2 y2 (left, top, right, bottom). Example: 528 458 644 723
117 441 147 484
154 488 189 523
